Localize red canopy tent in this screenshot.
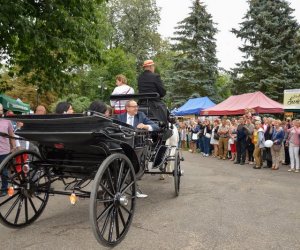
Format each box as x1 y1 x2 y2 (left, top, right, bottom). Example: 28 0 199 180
201 91 284 116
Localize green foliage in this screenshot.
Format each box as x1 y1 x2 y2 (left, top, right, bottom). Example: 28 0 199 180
107 0 161 69
50 94 91 113
0 0 106 93
170 0 219 104
73 48 137 103
213 72 232 103
231 0 300 101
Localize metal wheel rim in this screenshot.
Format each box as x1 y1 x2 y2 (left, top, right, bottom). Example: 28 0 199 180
174 150 180 196
90 153 136 247
0 150 50 228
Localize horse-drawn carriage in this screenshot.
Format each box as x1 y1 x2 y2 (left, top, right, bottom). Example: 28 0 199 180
0 94 183 247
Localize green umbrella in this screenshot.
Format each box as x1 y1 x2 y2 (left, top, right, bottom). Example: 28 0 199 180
0 94 30 113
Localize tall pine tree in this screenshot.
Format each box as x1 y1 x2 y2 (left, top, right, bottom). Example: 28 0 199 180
232 0 300 101
170 0 219 104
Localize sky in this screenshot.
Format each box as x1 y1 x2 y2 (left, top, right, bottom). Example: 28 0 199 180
156 0 300 70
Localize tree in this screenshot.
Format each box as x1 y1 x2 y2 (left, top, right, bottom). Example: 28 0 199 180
0 0 106 93
231 0 300 101
50 94 90 113
170 0 219 103
107 0 161 69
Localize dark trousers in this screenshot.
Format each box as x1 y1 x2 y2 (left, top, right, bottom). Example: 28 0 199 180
247 143 254 162
198 136 205 152
236 140 246 163
0 154 9 191
284 144 290 164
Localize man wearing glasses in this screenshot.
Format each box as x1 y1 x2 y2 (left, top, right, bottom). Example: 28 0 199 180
118 100 159 131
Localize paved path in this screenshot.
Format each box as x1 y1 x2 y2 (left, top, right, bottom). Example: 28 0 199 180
1 152 300 250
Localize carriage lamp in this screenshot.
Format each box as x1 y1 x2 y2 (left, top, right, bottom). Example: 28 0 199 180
7 187 14 197
69 192 77 205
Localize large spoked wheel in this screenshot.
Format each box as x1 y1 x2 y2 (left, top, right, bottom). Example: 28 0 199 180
173 150 181 196
0 150 50 228
90 153 136 247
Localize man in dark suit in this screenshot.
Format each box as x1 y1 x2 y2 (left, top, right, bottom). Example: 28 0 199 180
138 60 168 125
118 100 159 131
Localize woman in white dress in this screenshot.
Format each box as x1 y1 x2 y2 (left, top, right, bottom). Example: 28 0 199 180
110 74 134 114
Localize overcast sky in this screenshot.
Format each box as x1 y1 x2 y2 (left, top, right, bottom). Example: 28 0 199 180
156 0 300 70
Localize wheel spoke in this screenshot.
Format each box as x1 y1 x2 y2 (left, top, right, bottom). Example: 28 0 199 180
97 203 113 222
0 191 20 207
28 197 37 214
115 207 120 238
14 196 24 224
97 199 114 203
106 167 116 194
100 183 114 198
121 181 134 195
120 168 130 191
34 194 45 203
4 195 21 219
116 160 125 191
118 207 126 227
108 209 116 242
120 204 132 215
100 206 113 235
24 197 28 223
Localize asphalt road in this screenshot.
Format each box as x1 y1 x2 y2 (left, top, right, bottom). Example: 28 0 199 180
1 151 300 250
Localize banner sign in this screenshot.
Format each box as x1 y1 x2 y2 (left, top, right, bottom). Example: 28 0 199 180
284 89 300 110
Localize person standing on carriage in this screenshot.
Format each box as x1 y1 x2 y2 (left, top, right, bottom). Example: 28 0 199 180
0 104 16 197
110 74 134 114
137 60 168 126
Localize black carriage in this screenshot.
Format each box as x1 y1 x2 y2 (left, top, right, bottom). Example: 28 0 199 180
0 94 183 247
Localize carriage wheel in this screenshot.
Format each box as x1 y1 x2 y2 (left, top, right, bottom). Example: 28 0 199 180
0 150 50 228
173 150 181 196
90 153 136 247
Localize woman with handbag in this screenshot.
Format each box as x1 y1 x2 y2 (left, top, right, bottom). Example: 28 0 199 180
189 121 200 153
210 119 220 157
253 121 265 169
271 120 284 170
203 119 212 156
287 119 300 172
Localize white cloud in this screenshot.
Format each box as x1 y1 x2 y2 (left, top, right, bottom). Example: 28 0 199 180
157 0 300 70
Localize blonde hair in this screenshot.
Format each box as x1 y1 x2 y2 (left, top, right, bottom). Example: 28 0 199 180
116 74 127 84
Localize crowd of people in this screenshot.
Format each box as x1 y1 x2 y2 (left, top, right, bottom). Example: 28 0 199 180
177 114 300 172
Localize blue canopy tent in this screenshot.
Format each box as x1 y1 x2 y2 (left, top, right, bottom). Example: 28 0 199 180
172 97 216 116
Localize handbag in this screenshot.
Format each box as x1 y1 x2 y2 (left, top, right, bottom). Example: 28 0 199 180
191 133 198 140
205 133 211 138
273 144 281 152
214 133 219 140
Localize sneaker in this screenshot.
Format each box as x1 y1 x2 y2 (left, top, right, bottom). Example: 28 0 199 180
288 168 294 172
295 170 299 173
249 162 254 165
188 149 192 152
0 190 7 197
206 154 209 157
136 191 148 198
